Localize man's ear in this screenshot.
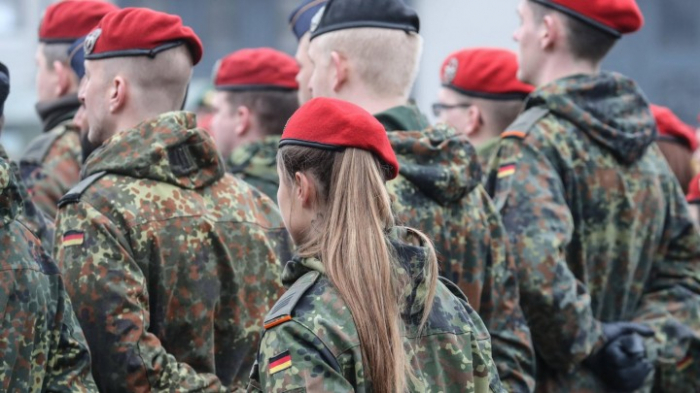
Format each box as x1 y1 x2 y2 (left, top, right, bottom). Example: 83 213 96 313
53 61 76 96
109 75 127 114
294 171 317 209
234 105 251 136
330 51 348 93
540 13 560 51
464 105 483 137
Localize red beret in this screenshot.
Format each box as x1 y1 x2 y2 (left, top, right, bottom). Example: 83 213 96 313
441 48 533 100
214 48 299 91
280 97 399 180
687 173 700 204
39 0 118 43
651 105 698 151
84 7 203 65
531 0 643 37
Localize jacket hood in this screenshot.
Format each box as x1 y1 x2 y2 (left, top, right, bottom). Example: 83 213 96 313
375 105 481 205
228 135 280 184
280 227 436 321
84 111 225 189
528 72 656 164
0 155 21 227
387 126 481 205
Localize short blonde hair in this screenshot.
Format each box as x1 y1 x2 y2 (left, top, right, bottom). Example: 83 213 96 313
313 28 423 99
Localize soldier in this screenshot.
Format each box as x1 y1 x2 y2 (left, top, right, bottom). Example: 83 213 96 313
21 0 118 219
434 48 533 168
486 0 700 391
306 0 535 390
66 35 98 164
211 48 299 200
651 104 697 194
0 64 55 248
288 0 327 105
687 175 700 224
0 62 96 392
248 97 502 393
53 8 288 391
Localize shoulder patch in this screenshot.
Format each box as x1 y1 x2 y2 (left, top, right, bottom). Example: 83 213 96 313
501 106 550 140
20 127 66 164
57 171 107 208
264 270 321 330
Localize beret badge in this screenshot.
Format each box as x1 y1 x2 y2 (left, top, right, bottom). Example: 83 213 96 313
443 57 459 85
309 6 326 33
84 28 101 56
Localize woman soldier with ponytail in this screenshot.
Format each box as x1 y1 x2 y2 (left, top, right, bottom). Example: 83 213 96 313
247 98 503 393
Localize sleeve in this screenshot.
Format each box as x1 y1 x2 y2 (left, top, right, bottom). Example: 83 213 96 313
43 273 98 392
487 138 604 372
633 179 700 390
25 132 82 218
474 192 537 393
254 322 355 393
54 201 224 393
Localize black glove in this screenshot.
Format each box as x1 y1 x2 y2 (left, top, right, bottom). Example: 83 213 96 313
584 322 655 392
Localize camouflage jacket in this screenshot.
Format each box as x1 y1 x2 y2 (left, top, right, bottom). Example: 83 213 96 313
0 155 96 392
476 137 500 172
249 228 504 392
53 112 290 392
227 135 280 201
0 145 55 248
21 94 82 218
375 105 536 392
485 72 700 392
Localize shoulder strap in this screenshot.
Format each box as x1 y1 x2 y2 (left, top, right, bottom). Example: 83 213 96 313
57 171 108 208
501 106 550 140
264 270 321 330
20 127 67 164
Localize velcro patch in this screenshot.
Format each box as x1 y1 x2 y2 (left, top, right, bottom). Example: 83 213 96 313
62 231 84 246
269 350 292 374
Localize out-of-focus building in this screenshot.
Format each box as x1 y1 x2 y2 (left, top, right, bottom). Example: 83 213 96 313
1 0 698 159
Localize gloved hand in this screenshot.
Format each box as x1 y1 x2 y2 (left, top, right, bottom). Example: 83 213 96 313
583 322 655 392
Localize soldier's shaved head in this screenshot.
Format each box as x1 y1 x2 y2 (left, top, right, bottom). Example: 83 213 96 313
309 28 422 101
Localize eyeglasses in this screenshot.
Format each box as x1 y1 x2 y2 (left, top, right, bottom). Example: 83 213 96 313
432 102 472 117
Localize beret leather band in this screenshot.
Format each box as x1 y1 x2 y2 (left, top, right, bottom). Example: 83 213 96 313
85 40 186 60
530 0 622 38
278 138 346 152
444 85 531 101
216 84 298 92
311 20 418 40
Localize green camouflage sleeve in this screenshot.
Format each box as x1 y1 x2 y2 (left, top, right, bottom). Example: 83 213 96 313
633 178 700 391
250 322 357 393
54 201 224 392
489 138 604 372
43 273 98 392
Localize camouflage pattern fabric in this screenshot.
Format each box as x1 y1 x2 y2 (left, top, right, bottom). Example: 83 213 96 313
485 72 700 392
376 105 536 392
20 121 82 219
476 137 500 173
0 144 55 249
0 154 96 392
249 228 504 392
227 135 280 201
53 111 289 392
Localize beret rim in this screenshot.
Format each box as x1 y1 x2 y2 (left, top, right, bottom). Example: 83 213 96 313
310 21 418 41
530 0 623 38
85 40 186 61
40 37 83 44
215 84 298 92
278 138 346 152
443 84 531 101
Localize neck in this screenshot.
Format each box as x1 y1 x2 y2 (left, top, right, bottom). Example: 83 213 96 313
337 86 407 115
535 55 601 87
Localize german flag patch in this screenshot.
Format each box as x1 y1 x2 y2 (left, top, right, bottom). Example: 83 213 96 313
269 350 292 375
62 231 85 246
677 355 693 371
497 164 516 179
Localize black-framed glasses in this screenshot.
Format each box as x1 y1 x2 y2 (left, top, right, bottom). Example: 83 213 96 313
432 102 472 117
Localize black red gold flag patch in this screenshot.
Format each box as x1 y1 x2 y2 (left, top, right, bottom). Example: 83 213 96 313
63 231 85 246
269 350 292 374
498 164 516 179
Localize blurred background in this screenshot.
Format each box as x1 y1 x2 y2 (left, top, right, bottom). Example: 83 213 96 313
1 0 698 159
